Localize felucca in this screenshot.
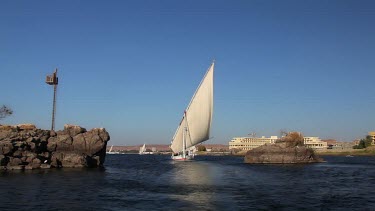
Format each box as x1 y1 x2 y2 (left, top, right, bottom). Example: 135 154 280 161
170 62 214 161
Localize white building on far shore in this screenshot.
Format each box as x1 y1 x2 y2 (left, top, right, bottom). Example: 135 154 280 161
369 131 375 145
229 135 328 151
303 137 327 150
229 136 278 151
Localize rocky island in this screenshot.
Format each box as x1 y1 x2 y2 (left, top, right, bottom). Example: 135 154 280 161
244 132 323 164
0 124 110 171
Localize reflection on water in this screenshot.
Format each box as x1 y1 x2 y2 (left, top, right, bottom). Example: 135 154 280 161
167 161 217 209
1 155 375 210
170 161 213 185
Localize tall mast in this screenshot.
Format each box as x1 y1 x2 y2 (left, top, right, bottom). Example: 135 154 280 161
182 112 187 159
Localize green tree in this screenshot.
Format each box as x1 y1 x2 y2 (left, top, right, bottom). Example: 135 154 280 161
364 135 373 147
353 136 373 149
197 145 206 151
0 105 13 120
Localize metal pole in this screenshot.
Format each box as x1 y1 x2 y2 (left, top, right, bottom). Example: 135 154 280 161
51 83 57 131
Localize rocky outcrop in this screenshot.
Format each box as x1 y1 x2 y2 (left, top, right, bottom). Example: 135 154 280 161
244 142 323 164
0 124 110 171
244 132 323 164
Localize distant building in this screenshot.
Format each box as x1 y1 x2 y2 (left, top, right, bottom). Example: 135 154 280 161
202 144 229 152
369 131 375 145
229 136 278 151
335 141 355 149
322 139 337 149
303 137 327 149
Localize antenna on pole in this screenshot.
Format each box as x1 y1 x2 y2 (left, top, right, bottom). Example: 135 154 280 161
45 68 59 131
248 132 256 138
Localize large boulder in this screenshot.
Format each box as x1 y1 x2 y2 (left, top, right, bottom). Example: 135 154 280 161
71 128 108 154
51 152 85 168
0 124 110 171
0 141 13 155
244 142 323 164
17 124 36 130
244 132 323 164
64 124 86 137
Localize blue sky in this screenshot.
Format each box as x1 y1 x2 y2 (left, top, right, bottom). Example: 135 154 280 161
1 0 374 145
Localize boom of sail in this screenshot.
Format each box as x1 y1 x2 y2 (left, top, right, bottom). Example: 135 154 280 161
170 62 214 154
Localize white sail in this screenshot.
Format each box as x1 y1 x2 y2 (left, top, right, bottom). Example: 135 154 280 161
170 62 214 154
107 145 119 154
139 144 146 155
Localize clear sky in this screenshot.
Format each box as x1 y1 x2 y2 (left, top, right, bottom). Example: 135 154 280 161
1 0 374 145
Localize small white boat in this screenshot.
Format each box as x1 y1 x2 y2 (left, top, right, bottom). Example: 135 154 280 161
170 62 214 161
139 144 146 155
106 145 119 154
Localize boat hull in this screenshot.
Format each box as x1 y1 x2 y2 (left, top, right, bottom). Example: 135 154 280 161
171 154 193 161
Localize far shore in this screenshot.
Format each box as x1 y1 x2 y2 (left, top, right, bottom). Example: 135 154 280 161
315 149 375 156
106 145 375 157
223 147 375 157
108 150 375 157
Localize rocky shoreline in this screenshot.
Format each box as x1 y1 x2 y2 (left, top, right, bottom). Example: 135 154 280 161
0 124 110 171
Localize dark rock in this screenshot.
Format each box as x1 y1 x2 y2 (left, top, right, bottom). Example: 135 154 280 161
0 141 13 155
52 152 85 168
8 157 22 166
47 137 58 152
72 134 86 153
50 130 57 137
35 141 48 153
55 135 73 151
28 142 36 151
17 124 36 130
244 141 323 164
38 151 50 160
31 158 41 168
0 155 9 166
26 137 34 143
13 150 23 157
40 164 51 169
0 124 110 171
25 152 37 164
72 128 109 156
14 141 25 149
8 165 24 170
245 132 323 164
86 155 100 167
64 124 86 137
51 152 63 167
25 165 33 170
39 133 50 142
0 127 12 140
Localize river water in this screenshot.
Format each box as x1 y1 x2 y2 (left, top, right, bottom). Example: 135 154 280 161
1 154 375 210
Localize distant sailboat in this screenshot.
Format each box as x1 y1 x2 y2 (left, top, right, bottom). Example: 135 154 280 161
170 62 214 161
139 144 146 155
107 145 119 154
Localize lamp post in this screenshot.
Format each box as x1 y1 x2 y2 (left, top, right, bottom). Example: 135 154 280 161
45 69 58 131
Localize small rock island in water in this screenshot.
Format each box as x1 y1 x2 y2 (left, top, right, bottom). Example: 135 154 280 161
244 132 323 164
0 124 110 171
